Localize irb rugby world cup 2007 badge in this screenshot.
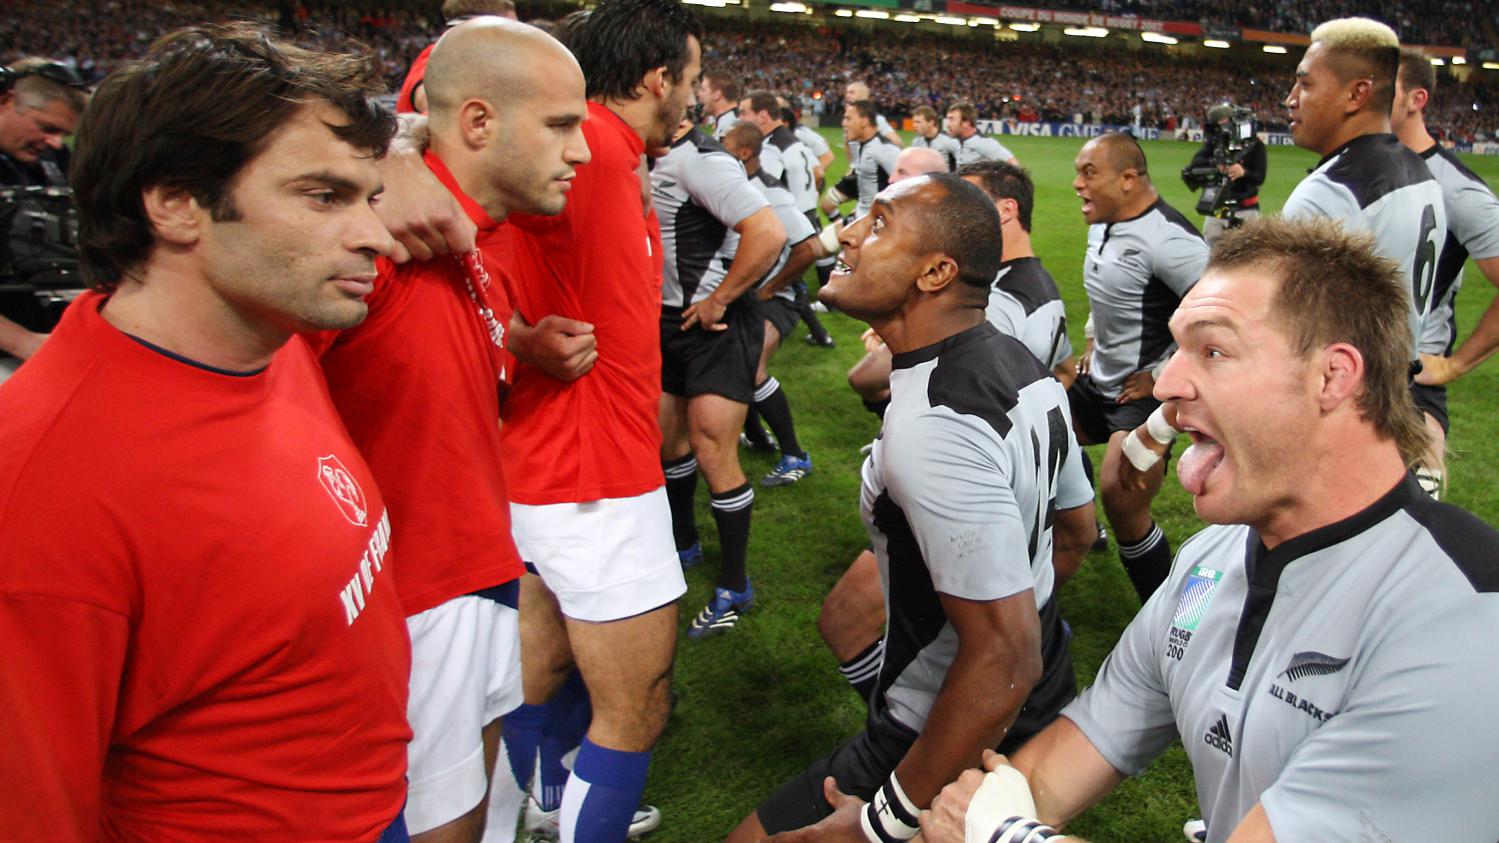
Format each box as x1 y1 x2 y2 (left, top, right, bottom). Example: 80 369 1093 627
1167 565 1222 661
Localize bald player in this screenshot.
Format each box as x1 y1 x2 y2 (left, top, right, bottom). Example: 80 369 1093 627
1070 132 1206 604
1281 17 1447 495
1392 47 1499 496
396 0 519 115
315 19 591 842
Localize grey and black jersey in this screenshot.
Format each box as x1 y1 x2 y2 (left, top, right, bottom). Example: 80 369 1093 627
912 131 960 172
1065 476 1499 842
763 125 819 214
835 133 901 218
955 133 1014 168
1083 200 1207 398
652 128 769 307
846 113 896 162
1282 134 1447 359
795 124 831 161
706 108 742 141
987 257 1074 373
1418 144 1499 355
749 168 817 304
862 323 1093 734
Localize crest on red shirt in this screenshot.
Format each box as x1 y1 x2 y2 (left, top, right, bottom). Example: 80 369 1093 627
317 454 368 527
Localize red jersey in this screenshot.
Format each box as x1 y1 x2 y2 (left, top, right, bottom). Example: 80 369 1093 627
315 151 524 617
396 42 434 114
0 293 410 842
502 101 665 504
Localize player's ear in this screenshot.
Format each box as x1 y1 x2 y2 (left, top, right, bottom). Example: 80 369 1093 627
639 66 669 101
1317 341 1364 411
916 253 958 293
1347 77 1374 113
142 184 203 247
458 97 497 148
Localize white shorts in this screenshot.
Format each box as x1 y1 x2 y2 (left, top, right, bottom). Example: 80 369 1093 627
511 487 687 622
405 589 524 835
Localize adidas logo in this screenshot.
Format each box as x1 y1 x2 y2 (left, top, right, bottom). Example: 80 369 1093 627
1203 713 1233 757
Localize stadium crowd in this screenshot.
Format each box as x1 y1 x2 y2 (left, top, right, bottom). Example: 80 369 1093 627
3 0 1499 842
4 0 1498 142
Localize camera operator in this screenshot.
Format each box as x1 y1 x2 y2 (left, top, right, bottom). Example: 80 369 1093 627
1183 103 1265 245
0 58 87 381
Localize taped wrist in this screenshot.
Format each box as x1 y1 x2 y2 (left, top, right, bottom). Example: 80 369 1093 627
860 773 920 842
1144 404 1177 445
1122 429 1164 472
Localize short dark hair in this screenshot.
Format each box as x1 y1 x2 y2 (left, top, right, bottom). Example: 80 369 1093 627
1210 216 1429 465
947 102 977 126
1397 46 1436 99
569 0 701 101
441 0 515 20
745 89 779 117
70 22 394 292
703 71 739 104
912 174 1002 290
847 99 876 122
551 9 591 49
958 160 1034 232
722 121 763 158
912 105 939 122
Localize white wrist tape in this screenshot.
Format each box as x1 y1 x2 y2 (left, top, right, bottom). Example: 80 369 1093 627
818 222 844 256
1143 404 1177 445
824 186 849 206
965 766 1038 843
861 773 920 842
1122 429 1164 473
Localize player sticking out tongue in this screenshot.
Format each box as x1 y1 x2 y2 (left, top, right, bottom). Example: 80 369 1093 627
1176 431 1224 497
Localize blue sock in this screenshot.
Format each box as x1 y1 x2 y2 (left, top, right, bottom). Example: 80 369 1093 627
502 702 547 794
539 671 592 811
559 738 651 843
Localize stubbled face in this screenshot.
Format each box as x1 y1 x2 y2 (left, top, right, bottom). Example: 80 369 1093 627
0 95 78 163
1285 42 1352 155
1071 139 1129 225
648 35 701 157
194 102 394 337
819 178 936 321
486 55 591 216
1156 267 1318 532
912 112 936 138
945 109 969 138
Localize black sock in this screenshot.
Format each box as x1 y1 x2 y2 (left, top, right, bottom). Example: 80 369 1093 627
742 406 771 447
663 455 698 552
1117 521 1172 603
794 282 830 343
838 636 884 706
862 397 890 420
710 483 754 592
753 377 803 458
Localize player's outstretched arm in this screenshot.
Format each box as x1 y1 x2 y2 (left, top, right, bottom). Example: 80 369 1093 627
1418 255 1499 385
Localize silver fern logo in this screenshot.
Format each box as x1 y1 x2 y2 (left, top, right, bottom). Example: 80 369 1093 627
1278 651 1350 683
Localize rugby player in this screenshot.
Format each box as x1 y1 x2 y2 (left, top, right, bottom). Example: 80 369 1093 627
699 70 741 139
1281 17 1448 495
652 118 785 634
910 104 960 172
1392 46 1499 495
733 172 1089 843
1069 132 1206 604
722 121 822 486
946 102 1017 167
844 80 903 148
0 23 409 840
919 217 1499 843
827 161 1094 707
499 0 703 838
395 0 517 115
822 100 899 222
313 19 589 842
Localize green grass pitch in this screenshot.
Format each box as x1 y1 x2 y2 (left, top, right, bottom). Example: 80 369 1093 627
641 129 1499 842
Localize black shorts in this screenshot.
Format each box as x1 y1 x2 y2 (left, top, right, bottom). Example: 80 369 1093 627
660 295 763 403
761 296 801 341
1410 382 1449 434
1067 373 1160 445
756 599 1075 834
